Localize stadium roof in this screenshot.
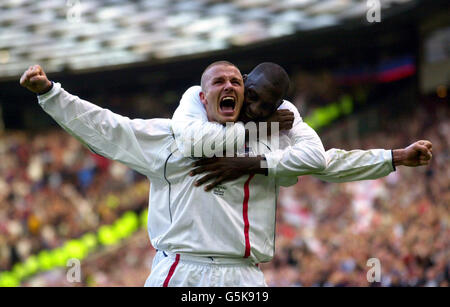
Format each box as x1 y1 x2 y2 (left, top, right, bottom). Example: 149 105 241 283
0 0 417 78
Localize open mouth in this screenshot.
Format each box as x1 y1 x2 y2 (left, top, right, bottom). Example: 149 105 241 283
219 96 236 116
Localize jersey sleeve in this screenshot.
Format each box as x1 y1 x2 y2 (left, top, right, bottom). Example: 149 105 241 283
37 82 170 177
264 100 327 178
264 121 327 177
171 85 246 158
311 148 395 182
278 99 303 124
269 100 396 183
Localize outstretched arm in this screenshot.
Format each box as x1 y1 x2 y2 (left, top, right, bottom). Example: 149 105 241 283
189 100 432 190
259 101 432 184
312 140 432 183
190 140 433 190
20 65 168 178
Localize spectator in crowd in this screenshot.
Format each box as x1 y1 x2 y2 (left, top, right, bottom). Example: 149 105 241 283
0 130 149 271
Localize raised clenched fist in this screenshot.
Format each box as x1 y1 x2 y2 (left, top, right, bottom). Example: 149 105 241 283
19 65 53 94
393 140 433 167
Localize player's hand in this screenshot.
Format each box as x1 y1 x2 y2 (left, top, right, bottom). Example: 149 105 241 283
20 65 52 94
267 109 294 131
190 156 264 191
393 140 432 167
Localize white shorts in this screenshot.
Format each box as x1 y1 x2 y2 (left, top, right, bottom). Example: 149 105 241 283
144 250 267 287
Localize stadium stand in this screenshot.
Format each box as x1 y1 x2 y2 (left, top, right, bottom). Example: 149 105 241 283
0 0 448 287
0 131 148 271
0 0 417 78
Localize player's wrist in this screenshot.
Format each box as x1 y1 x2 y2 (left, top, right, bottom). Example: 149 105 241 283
37 81 53 96
392 149 404 167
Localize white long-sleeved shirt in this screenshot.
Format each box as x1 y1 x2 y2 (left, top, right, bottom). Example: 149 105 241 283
38 83 282 264
172 86 328 187
171 86 395 185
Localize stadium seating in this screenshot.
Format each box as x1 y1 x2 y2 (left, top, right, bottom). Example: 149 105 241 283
0 0 415 78
0 130 149 276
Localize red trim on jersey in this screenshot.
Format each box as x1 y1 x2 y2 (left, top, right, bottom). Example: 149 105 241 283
163 254 180 287
243 174 255 258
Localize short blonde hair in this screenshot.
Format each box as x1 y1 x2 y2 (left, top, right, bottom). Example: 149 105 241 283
200 61 240 90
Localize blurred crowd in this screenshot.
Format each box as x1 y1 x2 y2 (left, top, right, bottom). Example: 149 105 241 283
22 230 154 287
0 130 149 272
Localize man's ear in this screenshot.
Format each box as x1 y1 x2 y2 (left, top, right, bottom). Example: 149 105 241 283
199 91 207 106
243 74 248 82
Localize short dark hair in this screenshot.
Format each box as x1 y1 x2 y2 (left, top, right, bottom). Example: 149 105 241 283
200 61 240 90
249 62 290 98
